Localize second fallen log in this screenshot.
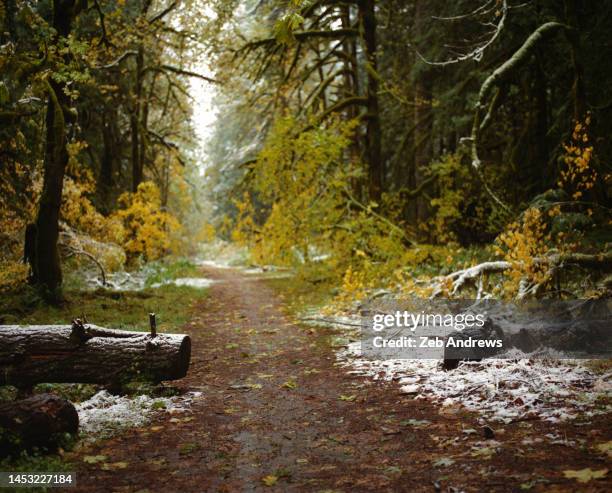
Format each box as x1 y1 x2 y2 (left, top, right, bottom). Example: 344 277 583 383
0 393 79 456
0 323 191 388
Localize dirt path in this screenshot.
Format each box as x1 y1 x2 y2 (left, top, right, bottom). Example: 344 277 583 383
73 267 610 493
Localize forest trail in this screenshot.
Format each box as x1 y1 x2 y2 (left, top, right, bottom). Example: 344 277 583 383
73 267 610 493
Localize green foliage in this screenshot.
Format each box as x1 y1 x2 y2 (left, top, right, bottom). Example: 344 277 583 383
232 115 360 266
33 384 99 404
428 152 501 244
0 284 206 333
144 258 201 287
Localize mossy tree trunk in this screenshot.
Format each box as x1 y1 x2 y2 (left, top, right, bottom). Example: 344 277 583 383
30 0 80 298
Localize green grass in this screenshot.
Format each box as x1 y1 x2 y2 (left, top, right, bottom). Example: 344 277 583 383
143 258 203 287
0 257 209 332
265 270 334 316
0 284 206 333
0 453 74 492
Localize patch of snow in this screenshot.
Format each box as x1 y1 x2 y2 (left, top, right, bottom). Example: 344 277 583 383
338 343 610 423
239 266 293 279
76 390 201 438
151 277 215 289
85 269 151 291
331 318 610 424
197 259 232 269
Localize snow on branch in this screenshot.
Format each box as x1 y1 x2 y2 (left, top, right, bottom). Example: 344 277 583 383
430 252 611 298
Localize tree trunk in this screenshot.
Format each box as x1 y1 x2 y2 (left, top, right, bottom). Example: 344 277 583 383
564 0 586 121
413 0 433 235
31 0 79 297
0 394 79 456
98 109 115 212
341 4 362 199
359 0 383 202
131 45 145 192
0 324 191 388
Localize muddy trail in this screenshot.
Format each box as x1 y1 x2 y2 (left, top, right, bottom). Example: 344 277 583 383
72 267 610 493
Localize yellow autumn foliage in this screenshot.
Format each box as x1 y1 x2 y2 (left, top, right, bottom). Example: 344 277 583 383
558 115 597 200
113 181 183 263
61 176 124 245
496 207 550 295
232 115 361 267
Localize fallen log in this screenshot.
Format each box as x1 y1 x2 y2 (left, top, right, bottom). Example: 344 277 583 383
0 323 191 388
0 393 79 455
443 299 611 369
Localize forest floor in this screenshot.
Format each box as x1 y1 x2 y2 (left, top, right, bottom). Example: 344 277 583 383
69 266 611 493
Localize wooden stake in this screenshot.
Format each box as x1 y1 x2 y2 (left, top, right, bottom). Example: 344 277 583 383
149 313 157 338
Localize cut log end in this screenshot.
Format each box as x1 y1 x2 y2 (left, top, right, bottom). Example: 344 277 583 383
167 334 191 380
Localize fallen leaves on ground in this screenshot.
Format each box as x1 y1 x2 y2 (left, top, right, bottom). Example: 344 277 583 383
433 457 455 468
563 467 608 483
261 475 278 486
102 461 129 470
281 379 298 389
83 455 107 464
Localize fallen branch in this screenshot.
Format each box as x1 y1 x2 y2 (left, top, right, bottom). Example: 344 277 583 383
299 316 363 328
343 188 416 245
431 261 510 297
64 247 107 285
432 252 612 298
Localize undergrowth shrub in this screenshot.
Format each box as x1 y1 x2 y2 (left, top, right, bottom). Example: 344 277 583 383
113 181 183 264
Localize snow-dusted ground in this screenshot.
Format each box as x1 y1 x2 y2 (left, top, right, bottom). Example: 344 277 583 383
150 277 215 289
302 308 611 425
197 259 233 269
84 268 151 291
337 341 611 424
76 390 201 439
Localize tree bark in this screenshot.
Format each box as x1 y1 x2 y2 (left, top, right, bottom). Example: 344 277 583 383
358 0 383 202
0 324 191 388
131 45 145 192
563 0 586 120
413 0 433 233
341 4 362 198
0 394 79 456
31 0 79 297
98 109 115 212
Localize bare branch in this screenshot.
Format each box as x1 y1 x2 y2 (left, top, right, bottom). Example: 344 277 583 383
471 22 568 168
90 0 114 48
141 65 219 84
148 1 178 23
93 50 138 69
431 0 495 21
240 28 358 52
416 0 508 66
